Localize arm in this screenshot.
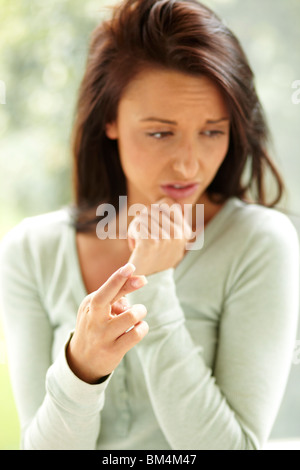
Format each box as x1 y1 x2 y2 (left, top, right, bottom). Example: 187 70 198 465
0 223 109 450
0 221 148 450
126 215 299 450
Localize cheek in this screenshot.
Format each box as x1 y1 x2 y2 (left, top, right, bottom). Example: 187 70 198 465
210 137 230 166
117 133 155 179
200 138 229 180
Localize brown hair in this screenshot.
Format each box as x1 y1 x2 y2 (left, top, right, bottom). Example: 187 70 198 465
70 0 284 231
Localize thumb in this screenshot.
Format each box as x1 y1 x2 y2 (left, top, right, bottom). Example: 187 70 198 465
128 236 136 252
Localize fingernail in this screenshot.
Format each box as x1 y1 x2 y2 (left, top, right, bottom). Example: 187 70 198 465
119 263 136 277
130 276 148 288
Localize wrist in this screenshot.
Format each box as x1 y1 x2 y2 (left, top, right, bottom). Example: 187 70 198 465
66 337 109 385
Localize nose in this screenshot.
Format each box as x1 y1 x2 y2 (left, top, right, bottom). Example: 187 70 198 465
172 141 200 179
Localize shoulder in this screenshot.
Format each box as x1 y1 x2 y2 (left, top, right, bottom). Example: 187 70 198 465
220 199 300 293
216 199 300 302
225 198 299 252
0 206 73 266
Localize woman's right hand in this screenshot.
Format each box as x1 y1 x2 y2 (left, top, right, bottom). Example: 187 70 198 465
66 263 148 384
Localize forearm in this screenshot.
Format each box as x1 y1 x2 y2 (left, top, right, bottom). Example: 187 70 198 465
22 340 110 450
138 321 255 449
127 269 255 450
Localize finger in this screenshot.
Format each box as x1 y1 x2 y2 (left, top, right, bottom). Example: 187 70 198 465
155 203 193 240
114 320 149 354
181 219 193 240
128 201 180 240
155 197 177 206
110 304 147 339
150 202 186 234
109 274 148 305
111 296 130 315
128 236 136 252
91 262 136 308
131 207 171 240
132 209 185 241
152 200 183 224
128 217 149 241
145 206 184 240
145 213 171 240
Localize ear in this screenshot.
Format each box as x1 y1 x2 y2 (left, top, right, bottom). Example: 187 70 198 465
105 121 119 140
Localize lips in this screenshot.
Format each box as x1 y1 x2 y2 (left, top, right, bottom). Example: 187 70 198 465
160 182 200 199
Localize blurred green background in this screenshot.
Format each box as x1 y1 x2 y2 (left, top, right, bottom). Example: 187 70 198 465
0 0 300 450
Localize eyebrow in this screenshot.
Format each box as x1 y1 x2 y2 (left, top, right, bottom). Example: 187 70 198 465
140 117 230 125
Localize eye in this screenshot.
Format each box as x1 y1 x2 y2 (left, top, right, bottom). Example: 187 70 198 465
202 130 225 138
147 132 173 140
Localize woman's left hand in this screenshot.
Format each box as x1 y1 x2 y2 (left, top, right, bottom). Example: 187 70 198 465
127 197 193 276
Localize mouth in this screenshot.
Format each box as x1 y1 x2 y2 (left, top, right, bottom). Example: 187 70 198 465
160 182 200 199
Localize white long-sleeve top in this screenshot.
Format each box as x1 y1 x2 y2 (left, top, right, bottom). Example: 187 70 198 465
0 197 299 450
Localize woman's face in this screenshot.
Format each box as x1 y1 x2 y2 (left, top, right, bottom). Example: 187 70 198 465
105 68 230 209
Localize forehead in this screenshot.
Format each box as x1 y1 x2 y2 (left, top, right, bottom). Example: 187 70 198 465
119 67 228 117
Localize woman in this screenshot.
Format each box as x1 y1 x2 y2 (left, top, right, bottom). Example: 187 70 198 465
0 0 299 450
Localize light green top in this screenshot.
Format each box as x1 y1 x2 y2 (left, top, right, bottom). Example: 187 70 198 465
0 197 299 450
